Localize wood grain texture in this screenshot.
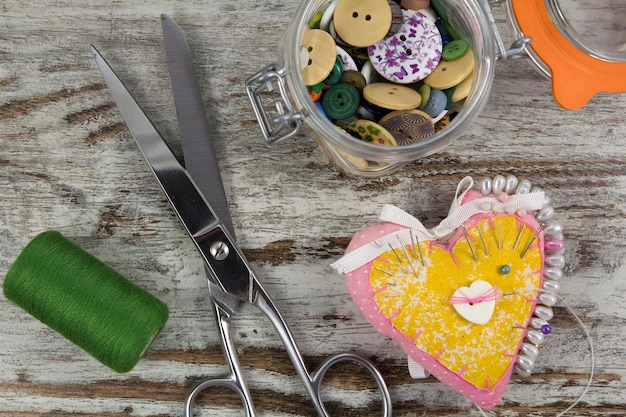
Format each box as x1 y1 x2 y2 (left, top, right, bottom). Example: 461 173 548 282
1 0 625 416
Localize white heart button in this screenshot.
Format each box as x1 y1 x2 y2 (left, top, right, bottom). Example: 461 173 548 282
450 280 496 325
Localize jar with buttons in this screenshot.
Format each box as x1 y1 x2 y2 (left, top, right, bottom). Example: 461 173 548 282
246 0 626 177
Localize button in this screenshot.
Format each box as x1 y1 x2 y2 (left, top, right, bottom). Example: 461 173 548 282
400 0 430 10
386 0 404 37
442 39 468 61
346 119 397 146
363 83 422 110
337 46 358 71
435 18 452 45
368 9 442 84
308 82 324 101
424 49 474 90
324 56 344 85
320 0 340 31
421 88 447 117
309 10 324 28
379 109 435 145
333 0 392 48
340 70 367 92
322 83 361 119
434 113 450 132
451 69 474 102
443 87 454 109
430 0 448 22
301 29 338 86
360 61 381 84
417 84 431 110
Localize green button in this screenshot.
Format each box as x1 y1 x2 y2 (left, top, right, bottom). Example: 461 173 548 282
417 84 431 110
442 40 469 61
322 83 360 120
431 0 448 23
324 56 344 85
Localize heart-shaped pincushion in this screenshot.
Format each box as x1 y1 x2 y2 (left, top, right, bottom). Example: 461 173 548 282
341 190 544 408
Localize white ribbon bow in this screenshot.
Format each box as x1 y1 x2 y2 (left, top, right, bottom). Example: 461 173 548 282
330 176 546 274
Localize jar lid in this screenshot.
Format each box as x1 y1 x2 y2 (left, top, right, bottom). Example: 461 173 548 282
510 0 626 109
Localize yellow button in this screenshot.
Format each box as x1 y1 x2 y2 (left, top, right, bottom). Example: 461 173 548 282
346 119 397 146
451 68 474 102
301 29 337 86
333 0 392 48
363 83 422 110
424 50 475 90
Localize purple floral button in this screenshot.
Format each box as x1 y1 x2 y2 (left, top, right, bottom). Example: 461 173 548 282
368 9 442 84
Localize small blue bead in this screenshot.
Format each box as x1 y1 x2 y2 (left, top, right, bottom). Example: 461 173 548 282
499 265 511 274
541 324 552 335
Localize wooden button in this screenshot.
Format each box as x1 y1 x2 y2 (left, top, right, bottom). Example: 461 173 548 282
363 83 422 110
333 0 392 48
368 9 442 84
451 69 474 102
424 49 475 90
301 29 337 86
346 119 397 146
400 0 430 10
379 109 435 145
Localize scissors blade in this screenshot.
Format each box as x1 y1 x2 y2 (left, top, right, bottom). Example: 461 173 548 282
91 45 253 301
161 14 235 239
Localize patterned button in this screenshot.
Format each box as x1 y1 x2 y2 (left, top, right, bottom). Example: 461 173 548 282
379 109 435 145
337 46 358 71
363 82 422 110
434 113 450 132
322 83 361 119
346 119 397 146
333 0 392 48
424 49 475 90
301 29 337 86
368 9 442 84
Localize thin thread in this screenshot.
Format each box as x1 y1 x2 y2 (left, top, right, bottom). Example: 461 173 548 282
474 291 595 416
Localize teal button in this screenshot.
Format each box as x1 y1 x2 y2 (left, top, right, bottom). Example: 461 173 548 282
322 83 360 120
324 56 344 85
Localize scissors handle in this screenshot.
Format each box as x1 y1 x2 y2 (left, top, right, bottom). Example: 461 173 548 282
254 284 393 417
185 300 255 417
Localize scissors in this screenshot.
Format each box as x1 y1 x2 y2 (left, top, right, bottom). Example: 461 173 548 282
92 14 392 417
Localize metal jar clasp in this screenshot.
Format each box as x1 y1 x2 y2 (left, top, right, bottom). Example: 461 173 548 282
245 63 305 144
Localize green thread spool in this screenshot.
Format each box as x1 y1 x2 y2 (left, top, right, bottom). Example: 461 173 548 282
3 230 169 373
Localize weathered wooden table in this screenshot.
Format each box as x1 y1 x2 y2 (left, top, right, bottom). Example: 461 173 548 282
1 1 625 416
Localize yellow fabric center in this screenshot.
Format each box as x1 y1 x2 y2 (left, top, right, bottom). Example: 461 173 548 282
370 215 543 389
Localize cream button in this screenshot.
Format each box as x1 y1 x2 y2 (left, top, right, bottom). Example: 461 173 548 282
363 83 422 110
333 0 392 48
451 68 474 102
424 49 475 90
301 29 338 86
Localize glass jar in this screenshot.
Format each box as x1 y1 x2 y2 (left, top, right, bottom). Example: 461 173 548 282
246 0 626 177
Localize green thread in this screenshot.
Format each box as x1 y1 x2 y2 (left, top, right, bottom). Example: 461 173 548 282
3 230 169 373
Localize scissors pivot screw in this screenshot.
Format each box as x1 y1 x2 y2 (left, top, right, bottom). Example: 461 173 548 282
210 241 230 261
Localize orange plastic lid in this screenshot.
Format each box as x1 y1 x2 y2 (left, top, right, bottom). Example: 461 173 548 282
511 0 626 109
